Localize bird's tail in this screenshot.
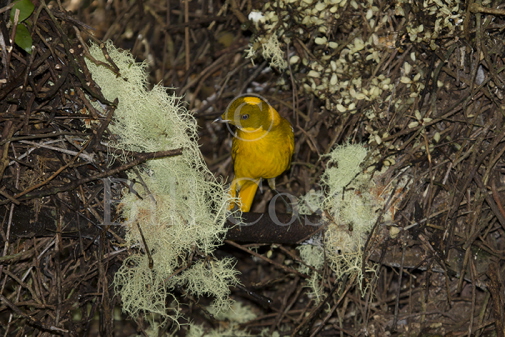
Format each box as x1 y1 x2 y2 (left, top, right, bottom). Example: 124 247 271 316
229 177 260 212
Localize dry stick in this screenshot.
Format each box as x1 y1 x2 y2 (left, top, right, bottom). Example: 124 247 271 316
474 174 505 232
285 42 299 124
308 275 358 337
73 86 103 120
0 294 69 334
241 310 305 328
296 125 321 155
457 195 484 294
469 3 505 16
419 233 454 307
50 6 94 31
230 0 248 24
179 52 232 95
215 58 249 99
54 215 63 325
278 246 321 275
392 245 406 331
289 273 353 337
39 0 114 106
2 264 40 303
0 188 20 205
22 85 36 137
225 240 308 278
0 1 16 14
18 140 94 162
78 33 121 76
363 172 411 276
162 0 171 84
164 15 227 31
0 132 80 147
268 94 310 123
102 0 137 41
238 60 268 94
30 14 69 100
479 21 505 91
10 9 19 54
483 134 505 186
0 65 28 101
0 249 34 263
13 138 92 199
272 276 301 332
469 255 478 336
469 4 503 111
491 180 505 225
190 52 228 109
442 122 495 255
99 215 113 335
0 121 16 181
137 221 154 269
487 263 505 337
33 61 69 101
0 205 15 286
380 91 473 144
89 98 118 149
0 148 183 205
0 22 9 80
184 0 190 71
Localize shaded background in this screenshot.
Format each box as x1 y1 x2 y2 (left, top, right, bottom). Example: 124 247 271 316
1 0 505 335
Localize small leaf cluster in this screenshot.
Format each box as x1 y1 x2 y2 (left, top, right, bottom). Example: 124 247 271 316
10 0 35 54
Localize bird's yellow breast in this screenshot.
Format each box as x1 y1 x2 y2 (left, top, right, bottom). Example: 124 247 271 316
232 118 294 180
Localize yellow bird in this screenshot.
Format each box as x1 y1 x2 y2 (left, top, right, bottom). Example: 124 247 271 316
216 94 295 212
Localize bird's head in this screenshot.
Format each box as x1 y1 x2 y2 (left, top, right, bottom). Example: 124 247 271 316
215 95 278 131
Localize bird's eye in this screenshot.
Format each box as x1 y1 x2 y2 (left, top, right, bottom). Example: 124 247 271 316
241 114 249 120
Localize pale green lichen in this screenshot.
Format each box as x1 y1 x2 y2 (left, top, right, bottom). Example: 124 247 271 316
298 144 387 293
209 301 258 323
321 144 378 279
297 244 325 302
85 41 236 328
187 301 268 337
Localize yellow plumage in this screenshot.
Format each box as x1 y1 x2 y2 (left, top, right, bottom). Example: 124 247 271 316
217 95 294 212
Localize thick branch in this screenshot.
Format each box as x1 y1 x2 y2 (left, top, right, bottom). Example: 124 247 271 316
224 212 325 244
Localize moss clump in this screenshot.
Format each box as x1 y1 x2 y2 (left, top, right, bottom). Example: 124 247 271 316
85 41 236 327
298 144 387 291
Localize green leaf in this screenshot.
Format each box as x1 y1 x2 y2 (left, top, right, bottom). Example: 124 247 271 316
10 0 35 23
14 23 32 54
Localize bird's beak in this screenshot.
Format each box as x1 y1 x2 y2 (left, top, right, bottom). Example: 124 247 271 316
214 116 228 123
